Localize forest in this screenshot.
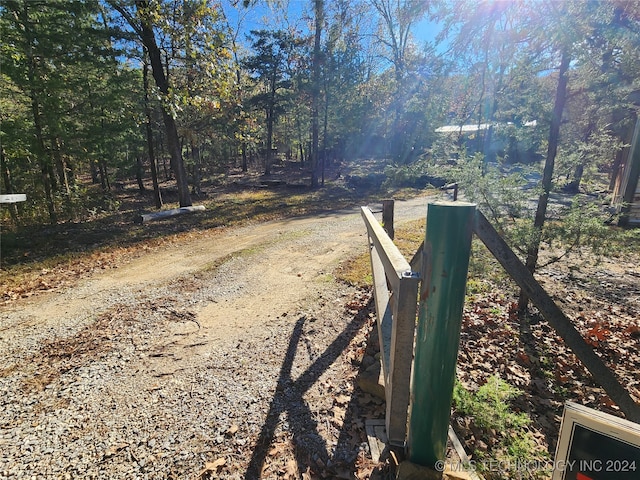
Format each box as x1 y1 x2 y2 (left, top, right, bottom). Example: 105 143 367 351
2 0 639 230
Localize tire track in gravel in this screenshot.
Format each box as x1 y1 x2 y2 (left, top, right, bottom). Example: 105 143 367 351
0 197 429 354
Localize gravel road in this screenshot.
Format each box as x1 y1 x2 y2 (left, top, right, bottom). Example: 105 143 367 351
0 196 432 480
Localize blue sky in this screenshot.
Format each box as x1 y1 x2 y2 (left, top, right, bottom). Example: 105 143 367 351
414 16 442 45
220 1 442 47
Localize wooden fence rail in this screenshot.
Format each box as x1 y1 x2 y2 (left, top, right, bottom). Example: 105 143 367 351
361 206 419 446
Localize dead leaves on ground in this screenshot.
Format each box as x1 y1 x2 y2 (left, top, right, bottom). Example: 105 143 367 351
456 271 640 468
199 457 226 478
1 250 130 304
17 310 122 392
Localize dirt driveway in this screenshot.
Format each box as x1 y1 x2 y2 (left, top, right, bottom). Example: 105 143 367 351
0 196 430 479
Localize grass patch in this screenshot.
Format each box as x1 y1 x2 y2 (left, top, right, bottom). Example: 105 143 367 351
198 248 260 274
393 219 426 258
335 254 372 287
453 376 549 480
466 238 514 298
335 218 426 287
197 230 311 275
334 216 514 296
454 376 529 432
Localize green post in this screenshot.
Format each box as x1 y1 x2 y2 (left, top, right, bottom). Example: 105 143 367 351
408 201 476 466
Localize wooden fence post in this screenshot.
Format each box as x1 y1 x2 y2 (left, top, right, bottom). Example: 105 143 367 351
382 199 395 240
408 201 476 466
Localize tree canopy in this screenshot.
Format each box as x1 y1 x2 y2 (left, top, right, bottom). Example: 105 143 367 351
1 0 639 231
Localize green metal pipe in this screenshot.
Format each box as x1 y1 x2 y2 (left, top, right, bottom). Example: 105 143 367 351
408 201 476 466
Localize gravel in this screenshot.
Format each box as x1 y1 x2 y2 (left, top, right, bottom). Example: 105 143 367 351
0 197 431 479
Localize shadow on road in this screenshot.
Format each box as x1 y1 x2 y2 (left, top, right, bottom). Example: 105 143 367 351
245 300 377 479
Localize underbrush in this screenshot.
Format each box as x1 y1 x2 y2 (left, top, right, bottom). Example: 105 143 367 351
453 377 550 480
0 162 430 271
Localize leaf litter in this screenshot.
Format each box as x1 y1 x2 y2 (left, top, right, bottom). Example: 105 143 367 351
453 253 640 478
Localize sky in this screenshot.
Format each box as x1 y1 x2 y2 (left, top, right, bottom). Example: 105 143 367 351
414 16 442 45
220 1 443 48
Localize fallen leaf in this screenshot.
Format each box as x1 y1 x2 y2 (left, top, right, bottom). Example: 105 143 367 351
104 443 129 458
226 424 239 435
198 457 226 479
206 458 226 469
268 442 288 456
624 325 640 338
285 459 298 479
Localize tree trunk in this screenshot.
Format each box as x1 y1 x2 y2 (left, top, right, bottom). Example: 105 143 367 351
143 59 163 208
265 108 274 176
99 159 110 191
619 117 640 227
20 3 56 224
565 123 594 194
136 0 191 207
241 144 248 172
518 50 570 313
609 118 635 192
0 148 19 225
31 95 56 224
148 145 163 208
191 142 201 195
264 65 278 176
136 156 146 192
609 145 625 192
156 132 169 180
53 136 75 218
159 85 190 205
53 137 71 197
296 115 305 165
98 117 110 191
310 0 323 188
90 160 99 184
322 82 330 187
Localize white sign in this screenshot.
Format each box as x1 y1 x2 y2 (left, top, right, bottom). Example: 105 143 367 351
0 194 26 204
552 402 640 480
